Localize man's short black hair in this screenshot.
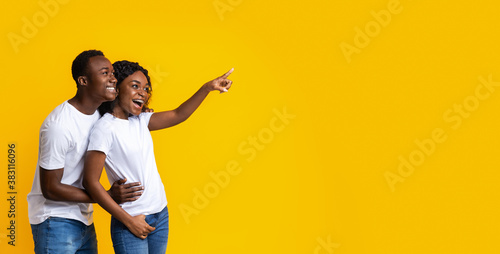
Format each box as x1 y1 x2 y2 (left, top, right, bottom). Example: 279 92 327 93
71 50 105 86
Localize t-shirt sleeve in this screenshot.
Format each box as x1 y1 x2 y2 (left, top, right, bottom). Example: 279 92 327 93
139 112 154 126
38 123 71 170
87 121 114 155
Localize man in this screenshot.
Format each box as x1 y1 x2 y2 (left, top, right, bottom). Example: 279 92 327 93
27 50 143 254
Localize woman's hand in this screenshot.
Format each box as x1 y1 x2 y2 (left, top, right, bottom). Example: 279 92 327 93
125 214 156 239
203 68 234 93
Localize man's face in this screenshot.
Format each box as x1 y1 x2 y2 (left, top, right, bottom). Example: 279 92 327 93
85 56 117 102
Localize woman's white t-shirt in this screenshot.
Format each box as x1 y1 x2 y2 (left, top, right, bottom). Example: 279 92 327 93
87 112 167 216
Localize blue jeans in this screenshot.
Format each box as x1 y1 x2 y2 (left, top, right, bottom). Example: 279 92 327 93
31 217 97 254
111 206 169 254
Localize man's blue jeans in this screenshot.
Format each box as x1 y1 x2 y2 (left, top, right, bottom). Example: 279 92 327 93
31 217 98 254
111 206 169 254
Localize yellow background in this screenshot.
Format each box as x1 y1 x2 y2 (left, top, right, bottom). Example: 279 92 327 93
2 0 500 253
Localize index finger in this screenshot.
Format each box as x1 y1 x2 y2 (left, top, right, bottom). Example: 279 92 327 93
122 182 142 188
115 178 127 185
220 68 234 79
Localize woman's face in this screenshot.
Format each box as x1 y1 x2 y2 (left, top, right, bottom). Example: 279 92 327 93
114 71 150 118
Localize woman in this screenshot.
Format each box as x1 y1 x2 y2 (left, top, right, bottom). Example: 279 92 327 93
83 60 233 253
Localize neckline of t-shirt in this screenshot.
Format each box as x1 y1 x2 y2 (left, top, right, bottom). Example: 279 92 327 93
64 101 98 118
106 113 131 123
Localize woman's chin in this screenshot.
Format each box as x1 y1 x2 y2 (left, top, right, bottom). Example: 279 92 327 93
130 110 142 116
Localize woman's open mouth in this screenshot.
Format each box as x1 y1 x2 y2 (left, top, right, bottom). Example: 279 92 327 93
132 99 144 108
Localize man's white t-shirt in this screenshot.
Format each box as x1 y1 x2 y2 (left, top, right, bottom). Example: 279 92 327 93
87 112 167 216
27 101 100 225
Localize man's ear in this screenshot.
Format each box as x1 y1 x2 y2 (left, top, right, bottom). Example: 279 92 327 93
77 76 88 87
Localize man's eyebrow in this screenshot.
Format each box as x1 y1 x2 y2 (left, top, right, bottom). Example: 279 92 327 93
98 67 110 71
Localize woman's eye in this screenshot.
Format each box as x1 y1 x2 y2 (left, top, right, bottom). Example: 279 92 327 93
132 85 138 88
144 87 150 92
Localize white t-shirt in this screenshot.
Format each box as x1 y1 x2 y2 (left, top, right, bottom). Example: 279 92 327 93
27 101 100 225
87 113 167 216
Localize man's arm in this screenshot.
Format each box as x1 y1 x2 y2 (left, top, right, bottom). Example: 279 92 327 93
148 68 233 131
40 167 94 202
40 167 143 204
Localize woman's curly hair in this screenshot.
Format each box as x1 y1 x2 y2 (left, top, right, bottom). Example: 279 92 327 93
99 60 153 115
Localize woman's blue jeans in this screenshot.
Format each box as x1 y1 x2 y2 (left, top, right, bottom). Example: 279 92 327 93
111 206 169 254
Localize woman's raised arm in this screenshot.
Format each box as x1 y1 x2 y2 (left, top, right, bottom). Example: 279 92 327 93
148 68 234 131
